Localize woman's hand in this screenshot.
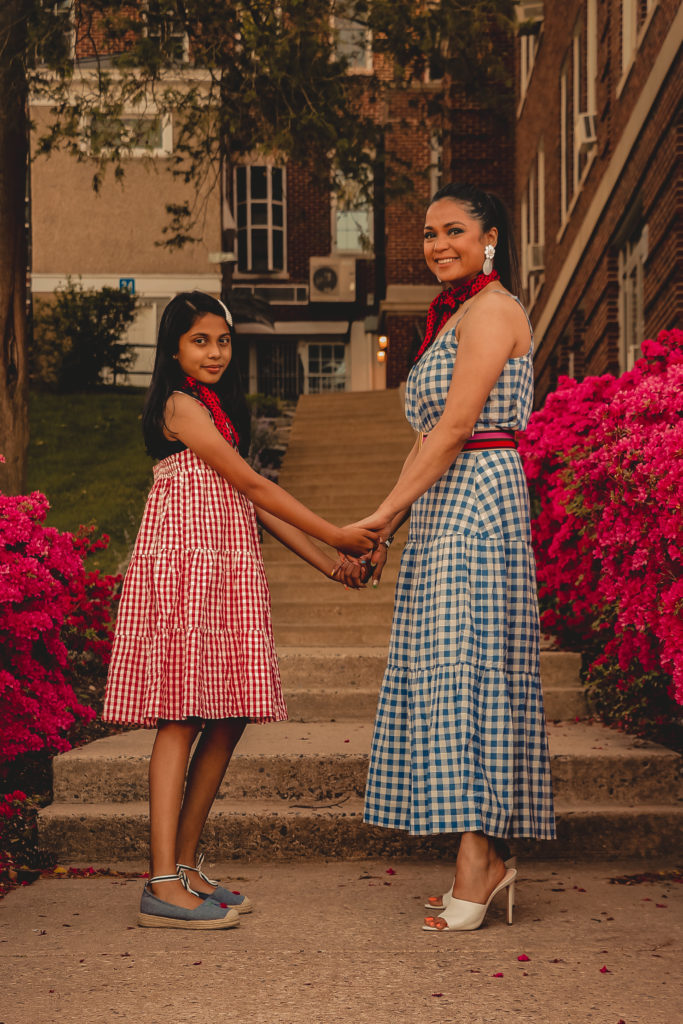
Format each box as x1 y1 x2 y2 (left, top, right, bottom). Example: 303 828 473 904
336 524 379 557
347 510 394 541
361 541 388 587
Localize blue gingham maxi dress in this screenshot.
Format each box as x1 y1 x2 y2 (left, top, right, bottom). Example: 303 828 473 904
363 296 556 838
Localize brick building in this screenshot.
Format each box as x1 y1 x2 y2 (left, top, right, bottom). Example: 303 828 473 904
514 0 683 404
29 3 515 397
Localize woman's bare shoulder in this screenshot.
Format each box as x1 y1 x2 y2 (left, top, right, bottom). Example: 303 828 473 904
465 287 528 329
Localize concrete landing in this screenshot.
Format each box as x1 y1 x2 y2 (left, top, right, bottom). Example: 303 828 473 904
2 859 681 1024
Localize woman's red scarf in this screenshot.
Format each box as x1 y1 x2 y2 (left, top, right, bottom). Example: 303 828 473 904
414 270 500 363
183 375 240 449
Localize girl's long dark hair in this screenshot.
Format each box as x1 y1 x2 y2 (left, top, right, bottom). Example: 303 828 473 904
430 182 521 296
142 291 251 458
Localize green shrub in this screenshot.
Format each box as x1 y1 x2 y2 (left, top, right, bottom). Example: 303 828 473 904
32 279 138 391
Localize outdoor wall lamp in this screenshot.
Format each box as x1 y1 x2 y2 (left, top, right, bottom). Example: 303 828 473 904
376 349 386 363
376 333 389 363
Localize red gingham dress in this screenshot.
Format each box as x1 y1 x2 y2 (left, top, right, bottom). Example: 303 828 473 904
103 443 287 727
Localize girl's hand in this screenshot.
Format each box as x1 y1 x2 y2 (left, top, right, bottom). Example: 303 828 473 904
330 556 365 589
336 524 379 557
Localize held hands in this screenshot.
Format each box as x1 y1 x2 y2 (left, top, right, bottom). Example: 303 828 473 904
330 540 390 590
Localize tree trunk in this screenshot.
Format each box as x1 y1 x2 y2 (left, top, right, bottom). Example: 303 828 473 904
0 2 30 495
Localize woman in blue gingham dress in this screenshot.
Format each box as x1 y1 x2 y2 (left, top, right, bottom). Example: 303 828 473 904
356 184 555 931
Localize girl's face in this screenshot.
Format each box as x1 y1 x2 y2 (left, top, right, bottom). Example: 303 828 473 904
423 199 498 285
175 313 232 383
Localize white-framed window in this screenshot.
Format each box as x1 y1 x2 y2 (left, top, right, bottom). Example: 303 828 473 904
429 136 443 198
520 139 545 308
333 1 373 73
36 1 75 66
621 0 658 78
142 1 190 63
516 2 544 109
558 3 597 229
618 224 648 371
559 61 570 221
332 172 373 253
87 111 173 158
235 165 287 274
299 342 348 393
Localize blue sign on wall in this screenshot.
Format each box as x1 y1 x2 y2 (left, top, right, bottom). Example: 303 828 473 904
119 278 135 294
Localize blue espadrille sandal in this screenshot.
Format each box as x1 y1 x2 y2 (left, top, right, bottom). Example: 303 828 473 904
138 873 240 929
177 853 253 914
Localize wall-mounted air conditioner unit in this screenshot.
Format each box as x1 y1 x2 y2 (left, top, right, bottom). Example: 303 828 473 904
575 113 597 156
527 243 545 272
309 257 356 302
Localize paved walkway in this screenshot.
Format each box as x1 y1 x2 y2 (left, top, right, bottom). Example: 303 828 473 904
2 858 681 1023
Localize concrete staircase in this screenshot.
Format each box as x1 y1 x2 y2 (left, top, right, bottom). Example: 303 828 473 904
39 390 683 861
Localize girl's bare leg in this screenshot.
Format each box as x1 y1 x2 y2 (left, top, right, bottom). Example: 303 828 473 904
148 719 203 909
175 718 247 892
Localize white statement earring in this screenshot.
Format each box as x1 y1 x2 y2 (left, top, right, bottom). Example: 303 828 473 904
483 244 495 276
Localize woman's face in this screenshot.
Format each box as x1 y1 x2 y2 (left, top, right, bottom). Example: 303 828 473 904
175 312 232 383
423 199 498 286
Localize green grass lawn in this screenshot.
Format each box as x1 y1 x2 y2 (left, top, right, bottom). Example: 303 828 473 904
27 390 153 575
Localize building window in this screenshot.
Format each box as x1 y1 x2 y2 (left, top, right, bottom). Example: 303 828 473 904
88 112 173 158
621 0 657 74
301 343 347 393
36 1 75 67
618 224 648 371
143 1 189 63
333 172 373 253
559 62 570 220
429 136 443 197
235 165 286 274
333 0 372 73
520 139 545 308
517 2 544 107
559 3 597 227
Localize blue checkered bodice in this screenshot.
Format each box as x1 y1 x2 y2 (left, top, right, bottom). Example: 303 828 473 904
405 296 534 435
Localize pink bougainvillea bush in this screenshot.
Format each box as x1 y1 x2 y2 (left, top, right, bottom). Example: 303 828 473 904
0 471 119 771
519 329 683 747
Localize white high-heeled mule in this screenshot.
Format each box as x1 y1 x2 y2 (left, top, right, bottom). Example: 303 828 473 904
424 857 517 911
422 868 516 932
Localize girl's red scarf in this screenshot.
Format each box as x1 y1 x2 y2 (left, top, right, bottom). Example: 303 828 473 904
183 375 240 449
414 270 500 364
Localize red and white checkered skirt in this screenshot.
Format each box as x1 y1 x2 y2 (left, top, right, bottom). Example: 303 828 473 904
103 448 287 726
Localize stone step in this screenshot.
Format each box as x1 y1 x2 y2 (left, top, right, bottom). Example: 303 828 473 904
268 582 396 607
274 487 397 503
52 722 680 807
264 562 401 585
272 601 394 628
276 648 584 717
273 622 392 645
283 685 585 724
38 798 683 862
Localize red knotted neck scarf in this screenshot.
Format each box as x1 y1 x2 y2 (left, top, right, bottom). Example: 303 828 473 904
414 270 500 364
183 375 240 449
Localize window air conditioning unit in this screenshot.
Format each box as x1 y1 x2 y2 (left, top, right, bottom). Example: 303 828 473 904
309 257 356 302
527 243 545 271
575 113 597 156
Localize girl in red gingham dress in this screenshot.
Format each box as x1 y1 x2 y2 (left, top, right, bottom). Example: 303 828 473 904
104 292 377 930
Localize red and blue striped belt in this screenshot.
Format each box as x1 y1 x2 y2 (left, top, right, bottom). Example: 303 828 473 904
421 430 518 451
